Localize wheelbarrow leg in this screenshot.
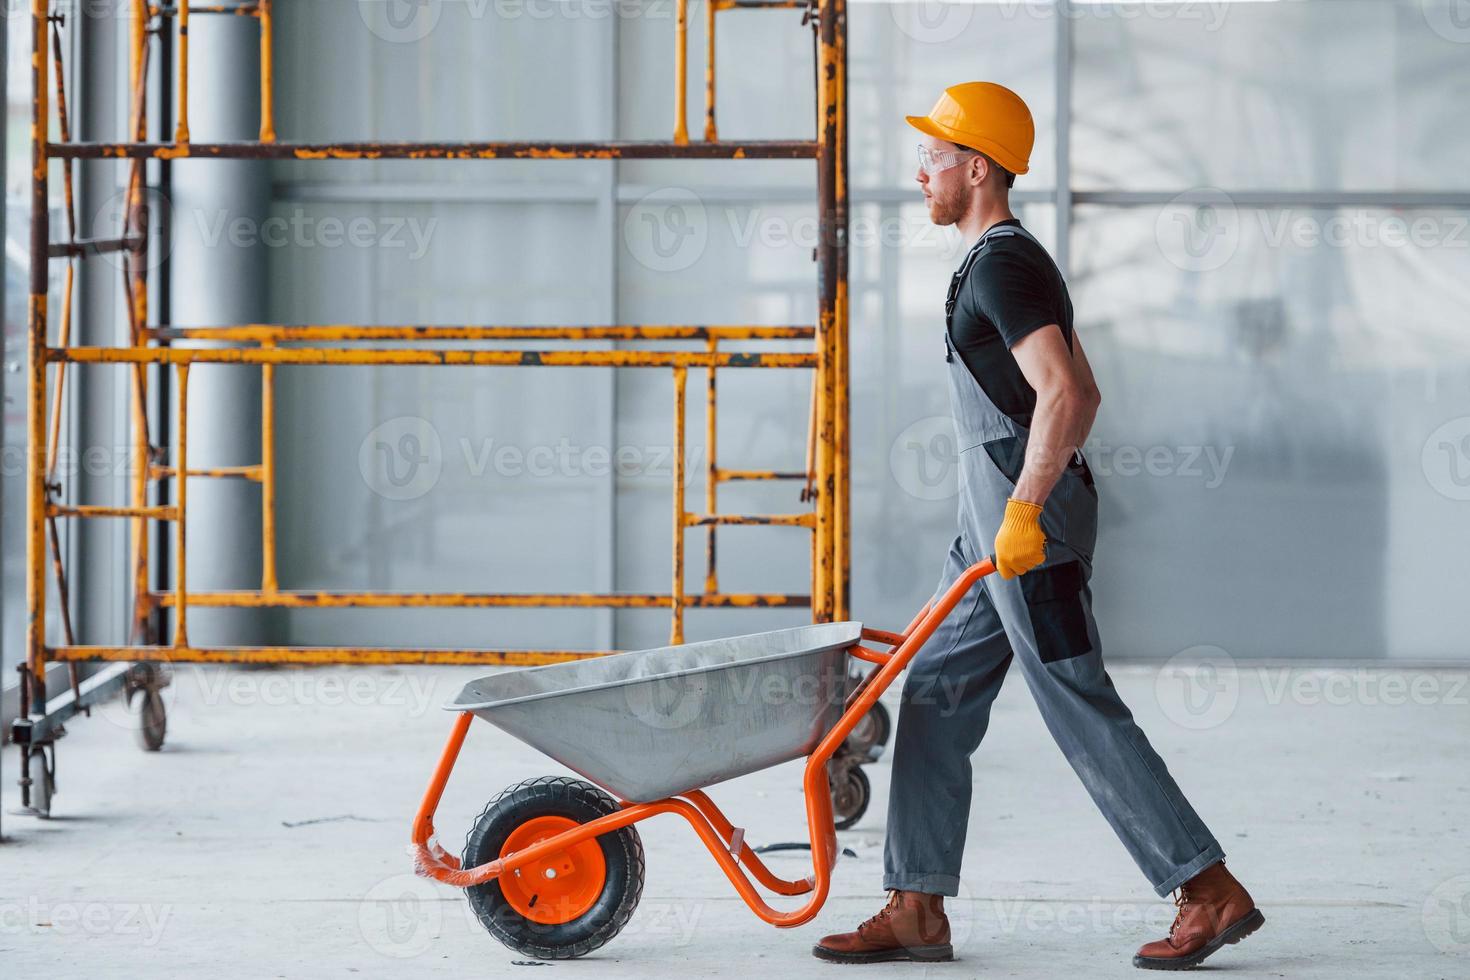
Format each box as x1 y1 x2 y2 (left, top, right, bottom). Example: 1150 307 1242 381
411 710 474 847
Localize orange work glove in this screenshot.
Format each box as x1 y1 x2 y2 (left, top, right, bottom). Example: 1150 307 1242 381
994 498 1046 579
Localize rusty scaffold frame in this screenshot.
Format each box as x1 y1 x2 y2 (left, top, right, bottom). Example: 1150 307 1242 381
13 0 850 808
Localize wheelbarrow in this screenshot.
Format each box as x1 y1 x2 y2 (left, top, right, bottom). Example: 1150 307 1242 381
409 557 997 959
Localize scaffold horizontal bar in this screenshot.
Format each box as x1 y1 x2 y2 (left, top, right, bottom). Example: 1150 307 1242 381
51 347 818 369
714 468 809 481
148 3 260 14
150 464 264 481
145 324 816 342
49 140 820 161
149 591 811 609
46 646 612 666
715 0 809 8
48 503 179 520
47 235 147 258
683 513 816 527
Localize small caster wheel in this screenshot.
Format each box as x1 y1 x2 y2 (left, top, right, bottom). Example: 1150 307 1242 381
464 776 644 959
845 700 891 762
129 687 167 752
27 745 55 819
829 761 870 830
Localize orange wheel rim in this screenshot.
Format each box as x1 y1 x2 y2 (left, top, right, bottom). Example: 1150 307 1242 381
498 815 607 925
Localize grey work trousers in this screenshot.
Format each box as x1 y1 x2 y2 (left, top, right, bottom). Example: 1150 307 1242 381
881 533 1225 899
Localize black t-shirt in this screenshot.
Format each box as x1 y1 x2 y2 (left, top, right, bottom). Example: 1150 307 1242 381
947 219 1074 428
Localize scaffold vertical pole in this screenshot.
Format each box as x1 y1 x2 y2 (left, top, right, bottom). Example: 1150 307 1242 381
261 342 279 595
258 0 275 142
26 0 50 692
704 339 718 595
812 0 837 624
175 0 190 143
127 0 152 643
673 0 689 144
173 364 189 646
833 0 850 620
671 366 688 643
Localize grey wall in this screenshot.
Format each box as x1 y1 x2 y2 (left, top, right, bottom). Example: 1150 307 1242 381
16 0 1460 664
251 0 1469 660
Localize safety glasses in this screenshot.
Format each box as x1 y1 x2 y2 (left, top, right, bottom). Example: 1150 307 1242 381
917 143 975 177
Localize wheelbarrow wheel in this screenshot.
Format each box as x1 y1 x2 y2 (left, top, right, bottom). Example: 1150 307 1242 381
844 700 891 762
829 761 870 831
463 776 644 959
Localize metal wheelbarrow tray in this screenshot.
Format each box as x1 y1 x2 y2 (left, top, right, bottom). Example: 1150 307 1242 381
448 621 860 801
409 557 998 960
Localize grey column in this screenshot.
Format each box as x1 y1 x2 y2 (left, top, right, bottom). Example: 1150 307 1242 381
169 14 272 645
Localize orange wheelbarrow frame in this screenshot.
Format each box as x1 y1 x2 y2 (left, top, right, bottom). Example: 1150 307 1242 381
409 557 996 929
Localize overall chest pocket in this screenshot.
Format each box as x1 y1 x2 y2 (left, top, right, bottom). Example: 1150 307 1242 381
1019 560 1093 664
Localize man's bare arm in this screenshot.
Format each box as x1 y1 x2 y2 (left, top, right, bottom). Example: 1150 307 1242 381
1009 325 1102 506
1068 327 1102 446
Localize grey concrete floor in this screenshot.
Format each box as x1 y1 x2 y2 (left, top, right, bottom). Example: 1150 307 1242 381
2 660 1468 978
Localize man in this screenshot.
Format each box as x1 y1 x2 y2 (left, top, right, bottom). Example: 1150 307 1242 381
811 82 1264 971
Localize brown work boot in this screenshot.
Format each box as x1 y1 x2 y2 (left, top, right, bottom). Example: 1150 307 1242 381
812 889 953 963
1134 861 1264 970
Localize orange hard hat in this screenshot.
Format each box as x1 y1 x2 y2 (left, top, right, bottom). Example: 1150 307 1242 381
906 82 1034 176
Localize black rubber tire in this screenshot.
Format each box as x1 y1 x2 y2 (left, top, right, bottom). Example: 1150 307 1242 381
831 763 870 831
28 746 53 818
463 776 644 959
868 701 891 753
131 688 167 752
845 700 892 761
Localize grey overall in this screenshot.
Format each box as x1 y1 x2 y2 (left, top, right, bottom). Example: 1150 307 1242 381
882 223 1224 899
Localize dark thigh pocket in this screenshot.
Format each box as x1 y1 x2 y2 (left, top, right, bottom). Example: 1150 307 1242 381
1020 561 1093 664
982 435 1025 485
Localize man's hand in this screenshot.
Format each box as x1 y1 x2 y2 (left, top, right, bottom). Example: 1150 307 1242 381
994 497 1046 578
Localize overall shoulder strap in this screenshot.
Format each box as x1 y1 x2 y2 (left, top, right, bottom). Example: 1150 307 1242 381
955 222 1022 283
994 221 1066 281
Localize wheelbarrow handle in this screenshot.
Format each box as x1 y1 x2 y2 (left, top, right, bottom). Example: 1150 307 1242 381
862 555 997 654
823 555 997 740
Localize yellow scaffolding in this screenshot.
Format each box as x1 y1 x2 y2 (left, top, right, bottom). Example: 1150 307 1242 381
21 0 849 704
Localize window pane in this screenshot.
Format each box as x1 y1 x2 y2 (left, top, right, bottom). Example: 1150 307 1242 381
1070 203 1470 659
1074 0 1470 191
851 2 1057 191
